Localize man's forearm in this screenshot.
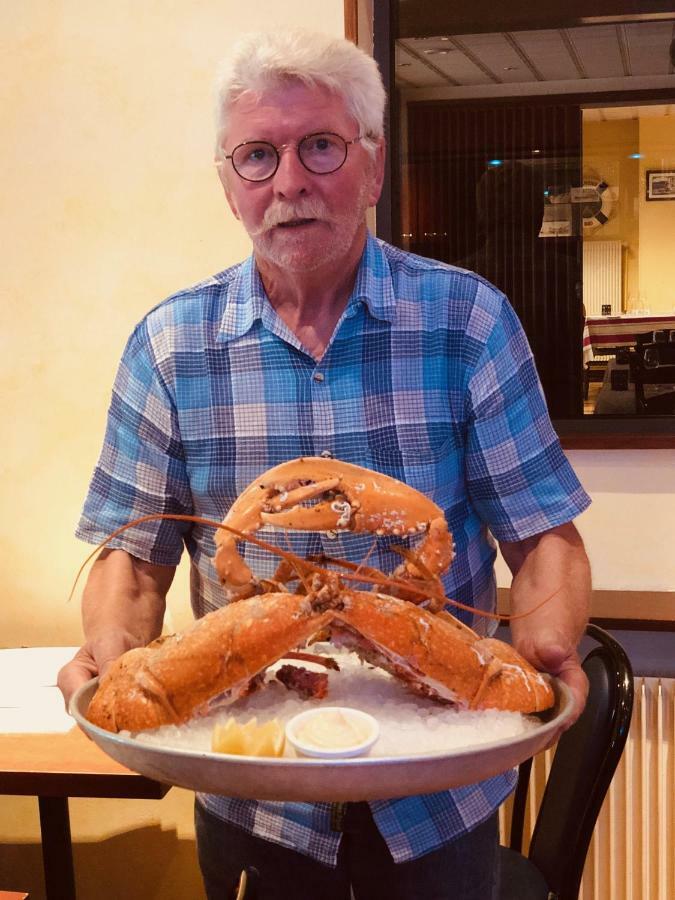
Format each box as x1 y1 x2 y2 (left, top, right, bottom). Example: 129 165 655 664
500 522 591 658
82 548 174 647
59 548 176 706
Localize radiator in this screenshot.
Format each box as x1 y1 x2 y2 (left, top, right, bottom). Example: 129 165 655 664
583 241 624 316
500 677 675 899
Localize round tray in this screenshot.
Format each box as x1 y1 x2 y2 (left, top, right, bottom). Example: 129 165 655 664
70 678 574 802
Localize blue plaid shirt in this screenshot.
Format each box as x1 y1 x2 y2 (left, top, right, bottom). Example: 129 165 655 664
77 233 590 864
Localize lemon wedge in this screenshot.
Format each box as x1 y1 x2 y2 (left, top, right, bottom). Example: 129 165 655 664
212 717 285 757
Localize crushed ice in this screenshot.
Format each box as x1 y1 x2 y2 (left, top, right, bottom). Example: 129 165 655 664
128 645 539 757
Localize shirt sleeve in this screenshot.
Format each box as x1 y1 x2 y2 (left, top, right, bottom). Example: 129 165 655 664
463 286 591 542
75 322 193 565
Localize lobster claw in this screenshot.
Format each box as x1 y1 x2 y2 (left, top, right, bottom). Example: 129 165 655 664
213 457 455 602
261 499 352 531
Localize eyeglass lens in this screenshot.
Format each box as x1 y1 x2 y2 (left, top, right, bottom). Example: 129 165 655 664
231 133 349 181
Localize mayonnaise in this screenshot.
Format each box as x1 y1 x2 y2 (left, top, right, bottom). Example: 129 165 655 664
294 709 371 749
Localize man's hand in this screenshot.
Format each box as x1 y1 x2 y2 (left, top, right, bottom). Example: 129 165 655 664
57 631 141 711
58 548 174 712
514 627 589 726
500 522 592 731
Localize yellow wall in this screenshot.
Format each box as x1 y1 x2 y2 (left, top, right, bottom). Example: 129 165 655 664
639 116 675 313
1 3 344 899
583 118 640 308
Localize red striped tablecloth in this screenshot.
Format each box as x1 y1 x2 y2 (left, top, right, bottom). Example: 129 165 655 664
583 314 675 359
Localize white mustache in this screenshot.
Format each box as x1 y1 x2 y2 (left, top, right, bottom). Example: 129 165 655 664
249 199 330 235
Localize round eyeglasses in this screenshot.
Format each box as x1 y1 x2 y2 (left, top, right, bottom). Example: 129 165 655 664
221 132 362 182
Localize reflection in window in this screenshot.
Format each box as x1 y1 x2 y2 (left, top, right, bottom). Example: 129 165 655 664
403 101 583 417
393 14 675 418
582 106 675 416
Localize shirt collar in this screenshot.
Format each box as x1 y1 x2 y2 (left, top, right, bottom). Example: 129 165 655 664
347 232 397 323
217 231 396 342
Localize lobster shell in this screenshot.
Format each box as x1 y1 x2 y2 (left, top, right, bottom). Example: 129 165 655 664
331 591 554 714
87 590 336 733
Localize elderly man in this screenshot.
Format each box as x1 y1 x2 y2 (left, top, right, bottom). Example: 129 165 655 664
59 29 591 900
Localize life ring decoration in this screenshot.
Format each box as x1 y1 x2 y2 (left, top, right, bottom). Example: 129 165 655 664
579 180 614 231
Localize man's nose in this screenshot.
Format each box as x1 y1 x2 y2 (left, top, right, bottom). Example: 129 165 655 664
271 147 311 199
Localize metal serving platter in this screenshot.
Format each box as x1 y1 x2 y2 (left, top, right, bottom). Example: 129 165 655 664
71 678 574 802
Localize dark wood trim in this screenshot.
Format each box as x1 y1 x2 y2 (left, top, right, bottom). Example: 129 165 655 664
407 88 675 110
397 1 675 39
555 417 675 448
559 432 675 449
374 0 396 244
498 587 675 629
344 0 359 43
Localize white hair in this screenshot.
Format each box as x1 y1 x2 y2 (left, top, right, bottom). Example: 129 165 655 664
213 29 386 158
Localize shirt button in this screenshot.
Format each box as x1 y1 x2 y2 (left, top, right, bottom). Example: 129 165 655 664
313 372 325 382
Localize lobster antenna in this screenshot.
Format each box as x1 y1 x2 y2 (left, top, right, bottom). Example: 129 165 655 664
67 512 563 623
281 532 313 593
67 513 327 603
353 539 378 581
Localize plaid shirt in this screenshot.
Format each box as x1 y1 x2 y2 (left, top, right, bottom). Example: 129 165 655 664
77 233 590 864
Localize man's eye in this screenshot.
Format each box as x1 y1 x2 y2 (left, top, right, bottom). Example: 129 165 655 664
248 147 272 162
304 135 336 153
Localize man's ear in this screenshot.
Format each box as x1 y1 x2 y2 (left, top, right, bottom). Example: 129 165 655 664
367 137 386 207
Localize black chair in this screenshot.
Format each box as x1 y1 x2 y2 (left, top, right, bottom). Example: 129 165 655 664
498 624 634 900
630 342 675 413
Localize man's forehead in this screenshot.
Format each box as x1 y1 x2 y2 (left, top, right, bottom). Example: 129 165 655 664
227 82 354 133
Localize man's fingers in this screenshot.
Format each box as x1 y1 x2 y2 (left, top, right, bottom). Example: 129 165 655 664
514 630 589 729
556 663 589 727
57 637 136 709
57 656 96 709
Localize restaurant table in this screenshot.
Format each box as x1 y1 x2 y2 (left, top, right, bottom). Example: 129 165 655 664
0 726 170 900
583 313 675 358
0 648 170 900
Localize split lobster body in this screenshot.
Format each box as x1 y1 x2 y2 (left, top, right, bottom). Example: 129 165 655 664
84 458 555 734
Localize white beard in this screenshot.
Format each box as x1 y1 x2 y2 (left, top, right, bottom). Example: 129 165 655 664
251 183 370 273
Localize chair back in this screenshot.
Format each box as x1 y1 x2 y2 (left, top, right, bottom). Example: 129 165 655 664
515 625 633 899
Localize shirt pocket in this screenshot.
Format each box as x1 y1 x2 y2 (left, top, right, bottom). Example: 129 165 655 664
366 423 463 499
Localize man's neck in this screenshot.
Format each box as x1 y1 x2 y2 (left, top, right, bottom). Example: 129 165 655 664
255 229 367 360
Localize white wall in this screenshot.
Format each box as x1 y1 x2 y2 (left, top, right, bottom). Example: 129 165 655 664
495 449 675 592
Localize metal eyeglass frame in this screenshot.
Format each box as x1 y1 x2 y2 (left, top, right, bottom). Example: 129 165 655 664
219 132 363 182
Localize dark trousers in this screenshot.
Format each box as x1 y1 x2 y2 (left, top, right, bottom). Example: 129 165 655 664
195 800 500 900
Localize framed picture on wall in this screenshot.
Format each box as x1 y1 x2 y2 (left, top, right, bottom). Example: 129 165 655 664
645 170 675 201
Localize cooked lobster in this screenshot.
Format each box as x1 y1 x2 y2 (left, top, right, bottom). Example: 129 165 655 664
81 458 556 734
